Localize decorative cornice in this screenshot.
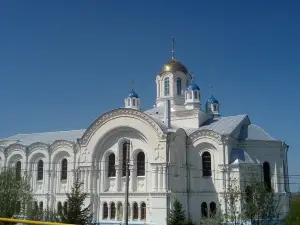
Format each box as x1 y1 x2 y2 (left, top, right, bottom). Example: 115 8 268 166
79 108 167 147
188 129 222 145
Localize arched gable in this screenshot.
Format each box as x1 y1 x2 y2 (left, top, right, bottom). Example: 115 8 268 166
50 140 75 155
188 129 222 147
79 109 165 164
79 108 167 147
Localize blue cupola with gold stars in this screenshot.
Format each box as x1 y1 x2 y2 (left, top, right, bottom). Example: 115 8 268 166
184 77 201 109
206 94 219 116
124 81 140 110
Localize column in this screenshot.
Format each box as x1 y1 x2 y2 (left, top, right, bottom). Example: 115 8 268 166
108 204 111 220
101 165 106 192
158 166 162 191
115 165 121 191
56 170 60 193
162 165 166 191
129 165 134 191
85 168 88 191
151 165 157 191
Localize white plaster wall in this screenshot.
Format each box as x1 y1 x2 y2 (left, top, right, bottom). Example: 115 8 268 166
156 71 190 108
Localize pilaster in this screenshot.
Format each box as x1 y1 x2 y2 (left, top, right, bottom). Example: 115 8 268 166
151 165 157 191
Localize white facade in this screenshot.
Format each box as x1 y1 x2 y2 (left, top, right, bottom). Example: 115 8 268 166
0 56 290 225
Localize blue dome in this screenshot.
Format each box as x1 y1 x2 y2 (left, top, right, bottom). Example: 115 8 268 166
186 83 200 91
206 95 218 104
128 90 139 98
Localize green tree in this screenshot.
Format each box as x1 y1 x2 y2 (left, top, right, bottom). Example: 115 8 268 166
223 179 243 225
58 173 93 225
0 168 35 222
284 195 300 225
242 172 283 225
168 199 186 225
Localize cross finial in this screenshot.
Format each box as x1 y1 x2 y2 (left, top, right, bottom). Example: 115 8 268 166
189 71 195 83
210 85 213 95
172 37 175 60
131 80 134 90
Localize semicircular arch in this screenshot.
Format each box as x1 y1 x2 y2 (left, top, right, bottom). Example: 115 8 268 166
79 108 166 148
88 125 158 166
188 129 222 148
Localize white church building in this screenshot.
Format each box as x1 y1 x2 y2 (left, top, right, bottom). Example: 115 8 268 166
0 45 291 224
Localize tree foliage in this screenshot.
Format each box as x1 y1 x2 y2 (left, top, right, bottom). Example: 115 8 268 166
0 168 34 221
223 178 243 225
168 199 196 225
57 172 93 225
241 172 283 225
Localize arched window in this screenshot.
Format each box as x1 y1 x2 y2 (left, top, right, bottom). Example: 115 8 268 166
158 81 160 97
39 201 43 212
57 201 62 214
202 152 212 177
141 202 146 220
63 201 68 214
33 201 38 211
117 202 123 220
245 186 252 204
122 142 130 177
263 162 271 191
209 202 216 217
61 159 68 180
164 77 170 96
103 202 108 219
37 160 43 181
16 161 21 181
201 202 208 218
110 202 116 219
16 201 21 214
137 152 145 176
132 202 138 220
108 153 116 177
194 91 198 99
176 78 182 95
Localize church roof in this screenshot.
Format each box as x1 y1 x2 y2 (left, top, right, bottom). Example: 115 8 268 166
185 114 247 136
244 124 274 141
0 129 86 146
0 110 275 147
229 148 260 165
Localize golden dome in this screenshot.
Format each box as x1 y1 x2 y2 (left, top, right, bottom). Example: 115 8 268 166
159 59 188 75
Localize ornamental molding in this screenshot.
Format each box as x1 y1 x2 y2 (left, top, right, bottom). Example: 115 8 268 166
99 192 152 197
50 140 75 154
5 143 27 155
79 108 166 147
188 129 222 145
27 142 50 155
4 140 76 157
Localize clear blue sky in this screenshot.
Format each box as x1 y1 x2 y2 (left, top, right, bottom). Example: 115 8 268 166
0 1 299 191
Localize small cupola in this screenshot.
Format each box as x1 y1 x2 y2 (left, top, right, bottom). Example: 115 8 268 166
184 83 201 109
206 95 219 116
125 89 140 110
